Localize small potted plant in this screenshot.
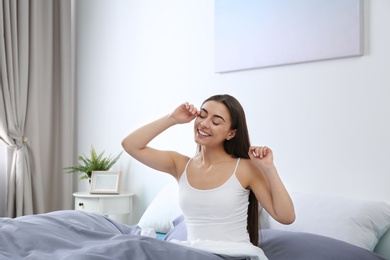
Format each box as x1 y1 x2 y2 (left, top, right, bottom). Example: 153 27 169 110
64 145 123 181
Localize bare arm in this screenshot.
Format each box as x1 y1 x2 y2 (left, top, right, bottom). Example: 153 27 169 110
121 102 199 179
248 146 295 224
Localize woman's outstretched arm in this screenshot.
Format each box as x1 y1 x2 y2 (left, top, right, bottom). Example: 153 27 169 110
121 102 199 178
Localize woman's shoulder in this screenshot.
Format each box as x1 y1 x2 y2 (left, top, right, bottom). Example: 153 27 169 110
171 152 192 178
236 157 263 179
237 157 254 168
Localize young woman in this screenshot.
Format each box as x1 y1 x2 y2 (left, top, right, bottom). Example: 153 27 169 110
122 94 295 259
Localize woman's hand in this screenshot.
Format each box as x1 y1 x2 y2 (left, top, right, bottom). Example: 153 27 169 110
248 146 275 171
169 102 199 124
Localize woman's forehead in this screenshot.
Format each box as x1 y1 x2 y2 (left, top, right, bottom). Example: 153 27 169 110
201 101 230 117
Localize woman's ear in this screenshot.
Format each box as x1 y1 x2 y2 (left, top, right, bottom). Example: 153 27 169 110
226 129 237 140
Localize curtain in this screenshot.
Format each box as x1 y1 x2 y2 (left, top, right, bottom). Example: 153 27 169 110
0 0 75 217
0 142 9 217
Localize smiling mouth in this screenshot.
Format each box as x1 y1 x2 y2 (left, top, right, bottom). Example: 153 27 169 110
198 129 210 137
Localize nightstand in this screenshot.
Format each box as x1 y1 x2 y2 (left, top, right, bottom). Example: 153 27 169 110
73 192 134 224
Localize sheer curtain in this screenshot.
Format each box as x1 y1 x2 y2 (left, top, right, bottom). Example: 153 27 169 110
0 0 75 217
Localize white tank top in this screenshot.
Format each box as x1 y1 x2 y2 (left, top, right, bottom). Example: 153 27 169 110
178 158 251 243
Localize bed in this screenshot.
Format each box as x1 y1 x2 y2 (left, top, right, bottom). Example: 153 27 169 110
1 186 389 260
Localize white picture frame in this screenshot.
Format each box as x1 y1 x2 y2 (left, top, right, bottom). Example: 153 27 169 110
90 171 121 194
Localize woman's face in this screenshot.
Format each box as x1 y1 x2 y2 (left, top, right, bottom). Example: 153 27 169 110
194 100 235 147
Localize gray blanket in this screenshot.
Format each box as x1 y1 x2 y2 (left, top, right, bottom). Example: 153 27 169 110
0 210 247 260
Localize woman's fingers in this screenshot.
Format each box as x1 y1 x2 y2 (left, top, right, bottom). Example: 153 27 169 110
249 146 270 159
182 102 198 115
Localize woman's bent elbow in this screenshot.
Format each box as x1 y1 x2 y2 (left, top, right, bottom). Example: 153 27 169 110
282 212 296 225
121 139 132 154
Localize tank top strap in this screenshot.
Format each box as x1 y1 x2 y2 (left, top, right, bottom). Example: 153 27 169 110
179 157 193 182
184 157 193 172
233 158 240 175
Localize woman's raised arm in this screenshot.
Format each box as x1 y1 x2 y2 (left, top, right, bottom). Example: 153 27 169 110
121 102 199 178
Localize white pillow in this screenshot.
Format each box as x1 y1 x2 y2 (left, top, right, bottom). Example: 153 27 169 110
261 192 390 251
138 183 182 233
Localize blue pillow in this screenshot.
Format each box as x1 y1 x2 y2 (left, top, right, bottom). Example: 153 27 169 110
260 229 386 260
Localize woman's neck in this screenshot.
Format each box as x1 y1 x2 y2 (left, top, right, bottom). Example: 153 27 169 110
197 147 231 166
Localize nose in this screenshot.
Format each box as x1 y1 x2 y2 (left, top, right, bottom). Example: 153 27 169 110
200 120 210 128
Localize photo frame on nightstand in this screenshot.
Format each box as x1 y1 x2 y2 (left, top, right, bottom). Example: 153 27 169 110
90 171 121 194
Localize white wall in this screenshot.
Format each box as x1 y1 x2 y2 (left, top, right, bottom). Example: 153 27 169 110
75 0 390 225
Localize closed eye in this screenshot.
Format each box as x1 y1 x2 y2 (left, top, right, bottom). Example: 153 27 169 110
199 110 207 118
199 108 225 125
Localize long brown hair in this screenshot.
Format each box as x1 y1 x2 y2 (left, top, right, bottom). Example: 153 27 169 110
197 94 259 245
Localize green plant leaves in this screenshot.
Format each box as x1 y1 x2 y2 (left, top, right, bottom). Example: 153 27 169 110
64 146 123 180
